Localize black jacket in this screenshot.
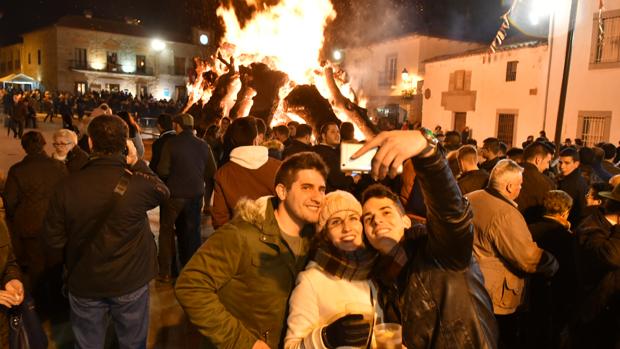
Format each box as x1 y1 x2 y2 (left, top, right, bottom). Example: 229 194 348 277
457 169 489 195
44 156 169 298
281 139 312 160
149 130 176 176
157 130 217 198
479 157 500 173
312 144 354 193
557 169 588 226
65 146 89 173
516 162 556 223
4 152 68 238
376 151 498 349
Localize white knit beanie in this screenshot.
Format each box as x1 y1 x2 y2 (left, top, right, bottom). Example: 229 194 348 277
317 190 362 232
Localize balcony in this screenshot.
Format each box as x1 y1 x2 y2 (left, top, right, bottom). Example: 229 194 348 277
68 60 155 77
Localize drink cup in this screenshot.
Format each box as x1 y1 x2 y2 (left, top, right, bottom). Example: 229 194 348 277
373 323 402 349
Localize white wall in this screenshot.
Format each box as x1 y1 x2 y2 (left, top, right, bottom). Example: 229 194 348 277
422 44 549 146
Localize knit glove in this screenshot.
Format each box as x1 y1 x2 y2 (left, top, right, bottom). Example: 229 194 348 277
321 314 371 349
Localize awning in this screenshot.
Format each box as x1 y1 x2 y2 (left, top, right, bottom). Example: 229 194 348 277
0 73 38 84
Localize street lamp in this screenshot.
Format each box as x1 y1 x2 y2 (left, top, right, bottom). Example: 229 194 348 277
151 39 166 51
332 49 343 62
199 34 209 46
401 68 416 98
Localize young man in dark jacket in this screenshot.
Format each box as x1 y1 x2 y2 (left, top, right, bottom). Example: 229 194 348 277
353 130 499 349
516 141 556 223
44 115 170 348
157 113 217 280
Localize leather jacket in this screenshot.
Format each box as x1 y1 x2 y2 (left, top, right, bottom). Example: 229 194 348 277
376 150 498 349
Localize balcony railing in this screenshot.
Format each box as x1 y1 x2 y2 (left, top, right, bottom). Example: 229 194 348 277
68 60 154 76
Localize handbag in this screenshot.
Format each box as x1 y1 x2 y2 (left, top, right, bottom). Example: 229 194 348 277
8 294 48 349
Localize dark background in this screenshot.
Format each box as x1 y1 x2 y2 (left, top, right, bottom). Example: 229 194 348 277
0 0 528 50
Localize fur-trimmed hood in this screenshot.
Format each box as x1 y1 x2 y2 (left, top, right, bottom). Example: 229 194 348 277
233 195 274 229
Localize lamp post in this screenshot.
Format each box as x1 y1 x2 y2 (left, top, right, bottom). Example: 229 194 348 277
401 68 416 98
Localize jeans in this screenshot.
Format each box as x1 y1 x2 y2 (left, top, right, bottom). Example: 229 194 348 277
69 284 149 349
158 195 203 275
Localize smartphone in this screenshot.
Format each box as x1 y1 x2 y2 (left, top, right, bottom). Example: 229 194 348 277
340 142 403 173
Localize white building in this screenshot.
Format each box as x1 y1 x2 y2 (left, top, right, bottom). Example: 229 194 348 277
422 41 549 147
422 0 620 146
343 34 483 126
0 15 209 100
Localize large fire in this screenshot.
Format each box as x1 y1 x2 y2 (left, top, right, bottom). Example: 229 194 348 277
187 0 368 139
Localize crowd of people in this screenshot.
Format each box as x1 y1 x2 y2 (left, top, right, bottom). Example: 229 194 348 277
0 92 620 349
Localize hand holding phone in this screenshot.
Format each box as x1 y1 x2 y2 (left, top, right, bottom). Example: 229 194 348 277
351 130 429 179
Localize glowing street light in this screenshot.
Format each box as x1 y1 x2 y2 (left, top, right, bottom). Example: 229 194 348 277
151 39 166 51
199 34 209 45
528 0 555 25
401 68 409 82
332 49 342 61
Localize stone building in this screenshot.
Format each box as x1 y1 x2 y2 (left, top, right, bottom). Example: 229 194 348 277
0 15 207 100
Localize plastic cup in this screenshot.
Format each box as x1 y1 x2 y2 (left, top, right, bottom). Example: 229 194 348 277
373 323 402 349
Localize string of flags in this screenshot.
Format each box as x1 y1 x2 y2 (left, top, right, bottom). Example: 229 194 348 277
598 0 605 46
489 0 520 53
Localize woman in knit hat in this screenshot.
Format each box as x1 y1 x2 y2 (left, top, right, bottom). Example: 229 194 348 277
284 191 381 349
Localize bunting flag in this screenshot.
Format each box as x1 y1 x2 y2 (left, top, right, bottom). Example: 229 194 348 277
489 0 520 53
598 0 605 46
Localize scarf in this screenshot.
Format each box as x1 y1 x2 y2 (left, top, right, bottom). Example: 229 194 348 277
312 241 377 281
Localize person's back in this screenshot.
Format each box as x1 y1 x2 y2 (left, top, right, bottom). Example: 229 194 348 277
44 114 169 348
212 117 281 228
159 118 216 199
456 145 489 195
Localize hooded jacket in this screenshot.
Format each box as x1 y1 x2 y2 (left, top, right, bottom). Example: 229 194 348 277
175 196 313 349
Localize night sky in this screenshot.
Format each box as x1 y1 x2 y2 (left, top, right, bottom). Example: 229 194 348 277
0 0 520 48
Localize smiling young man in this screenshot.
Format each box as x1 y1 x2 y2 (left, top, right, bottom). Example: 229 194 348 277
353 129 498 349
175 152 328 349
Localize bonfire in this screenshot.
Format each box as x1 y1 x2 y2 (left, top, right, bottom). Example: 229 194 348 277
182 0 379 140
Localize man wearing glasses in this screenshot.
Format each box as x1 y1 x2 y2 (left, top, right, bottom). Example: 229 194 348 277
51 129 89 173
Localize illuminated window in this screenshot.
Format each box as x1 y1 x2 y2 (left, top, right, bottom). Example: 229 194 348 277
577 111 611 146
592 11 620 66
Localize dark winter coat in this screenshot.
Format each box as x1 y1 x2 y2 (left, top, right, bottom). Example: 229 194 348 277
312 144 354 193
44 156 169 298
457 169 489 195
516 162 556 223
3 153 68 238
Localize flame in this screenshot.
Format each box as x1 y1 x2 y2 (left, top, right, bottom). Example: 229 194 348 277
217 0 336 84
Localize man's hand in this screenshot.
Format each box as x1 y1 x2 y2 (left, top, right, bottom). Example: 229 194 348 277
0 279 24 307
252 340 270 349
126 139 138 166
352 130 428 180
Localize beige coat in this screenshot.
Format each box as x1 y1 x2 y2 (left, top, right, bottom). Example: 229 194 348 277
466 189 544 315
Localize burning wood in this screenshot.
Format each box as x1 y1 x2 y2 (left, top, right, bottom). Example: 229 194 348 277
181 0 378 141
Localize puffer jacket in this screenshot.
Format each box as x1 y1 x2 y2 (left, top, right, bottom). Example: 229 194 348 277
175 196 313 349
376 150 499 349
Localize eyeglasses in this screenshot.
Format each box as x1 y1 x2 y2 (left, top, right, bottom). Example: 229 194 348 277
53 142 73 147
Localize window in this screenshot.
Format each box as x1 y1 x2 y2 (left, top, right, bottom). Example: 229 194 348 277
577 111 611 146
136 55 146 74
497 113 516 146
28 53 31 65
37 50 41 65
74 48 87 68
453 112 467 132
107 84 120 92
174 56 185 76
449 70 470 91
15 50 20 69
506 61 518 81
75 82 87 95
386 55 397 85
378 55 398 87
106 52 118 71
592 11 620 66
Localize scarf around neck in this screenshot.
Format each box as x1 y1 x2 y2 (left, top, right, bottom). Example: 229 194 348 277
312 241 377 281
